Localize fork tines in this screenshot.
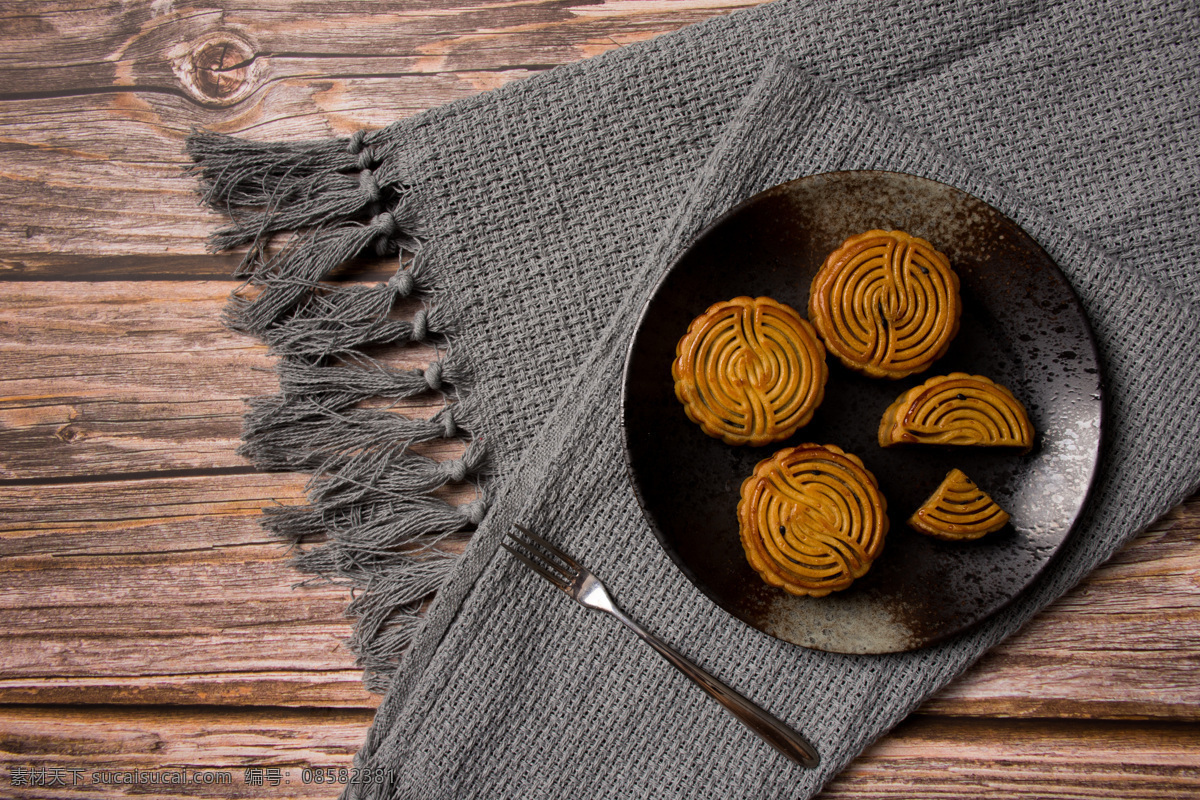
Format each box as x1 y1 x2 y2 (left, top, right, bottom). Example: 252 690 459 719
503 524 579 591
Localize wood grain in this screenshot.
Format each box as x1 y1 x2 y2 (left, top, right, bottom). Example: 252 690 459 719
822 716 1200 799
0 280 445 479
0 0 756 258
929 497 1200 721
2 0 1199 797
0 468 1194 717
0 705 373 799
0 282 265 479
1 708 1196 799
0 470 473 709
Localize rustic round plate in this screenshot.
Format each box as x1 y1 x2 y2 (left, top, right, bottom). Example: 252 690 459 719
621 171 1103 653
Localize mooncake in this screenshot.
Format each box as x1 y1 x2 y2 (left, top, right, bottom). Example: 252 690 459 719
908 468 1010 540
808 230 961 379
738 443 888 597
673 296 828 446
878 372 1034 452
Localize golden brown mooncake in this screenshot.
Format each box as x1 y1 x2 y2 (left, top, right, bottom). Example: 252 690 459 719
808 230 961 379
738 443 889 597
673 296 828 446
878 372 1034 452
908 468 1010 540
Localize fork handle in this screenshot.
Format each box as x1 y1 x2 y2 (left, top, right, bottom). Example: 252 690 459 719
607 606 820 768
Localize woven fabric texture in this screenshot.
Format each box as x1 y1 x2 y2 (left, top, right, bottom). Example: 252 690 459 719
188 0 1199 796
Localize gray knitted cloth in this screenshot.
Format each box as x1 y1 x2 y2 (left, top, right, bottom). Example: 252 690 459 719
188 0 1200 797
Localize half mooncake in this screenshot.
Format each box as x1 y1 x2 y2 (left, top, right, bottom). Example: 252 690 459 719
738 443 889 597
808 230 961 379
908 468 1010 540
878 372 1034 452
673 296 828 446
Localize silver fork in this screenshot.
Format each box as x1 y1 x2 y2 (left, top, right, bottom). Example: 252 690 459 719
503 523 820 768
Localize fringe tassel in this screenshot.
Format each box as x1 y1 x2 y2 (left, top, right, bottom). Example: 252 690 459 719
240 402 468 471
206 163 413 252
308 439 491 510
268 301 448 359
226 202 423 334
350 556 454 692
298 547 459 691
186 129 398 210
262 265 450 358
274 354 470 405
188 126 488 690
271 496 489 552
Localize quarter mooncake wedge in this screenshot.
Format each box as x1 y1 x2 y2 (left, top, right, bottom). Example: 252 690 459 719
673 296 828 446
738 443 889 597
808 230 961 379
908 469 1010 540
878 372 1034 452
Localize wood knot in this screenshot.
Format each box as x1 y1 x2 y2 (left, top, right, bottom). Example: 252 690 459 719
176 32 259 107
55 424 86 443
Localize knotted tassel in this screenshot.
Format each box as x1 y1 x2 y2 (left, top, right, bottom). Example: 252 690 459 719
299 546 456 597
327 496 489 551
350 559 454 691
274 353 471 406
228 203 423 334
268 303 445 358
240 401 468 471
186 128 400 209
264 273 449 358
266 494 486 551
310 438 490 510
291 541 460 687
209 165 413 253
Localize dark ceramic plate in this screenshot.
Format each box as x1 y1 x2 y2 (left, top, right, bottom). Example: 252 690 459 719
620 171 1102 653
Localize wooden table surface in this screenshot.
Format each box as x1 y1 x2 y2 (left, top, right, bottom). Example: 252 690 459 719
2 2 1198 797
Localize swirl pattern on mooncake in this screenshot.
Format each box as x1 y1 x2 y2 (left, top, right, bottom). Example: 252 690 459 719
808 230 961 378
878 372 1034 452
738 443 888 597
908 468 1010 540
673 296 828 446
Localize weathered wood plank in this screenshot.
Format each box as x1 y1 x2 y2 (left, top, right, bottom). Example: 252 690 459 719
0 0 759 94
0 468 1195 718
0 552 384 708
0 470 473 575
0 253 398 282
0 706 1196 799
0 705 373 799
0 471 467 707
923 496 1200 720
0 0 758 256
820 716 1200 799
0 281 444 479
0 281 266 479
0 557 366 671
0 471 306 556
